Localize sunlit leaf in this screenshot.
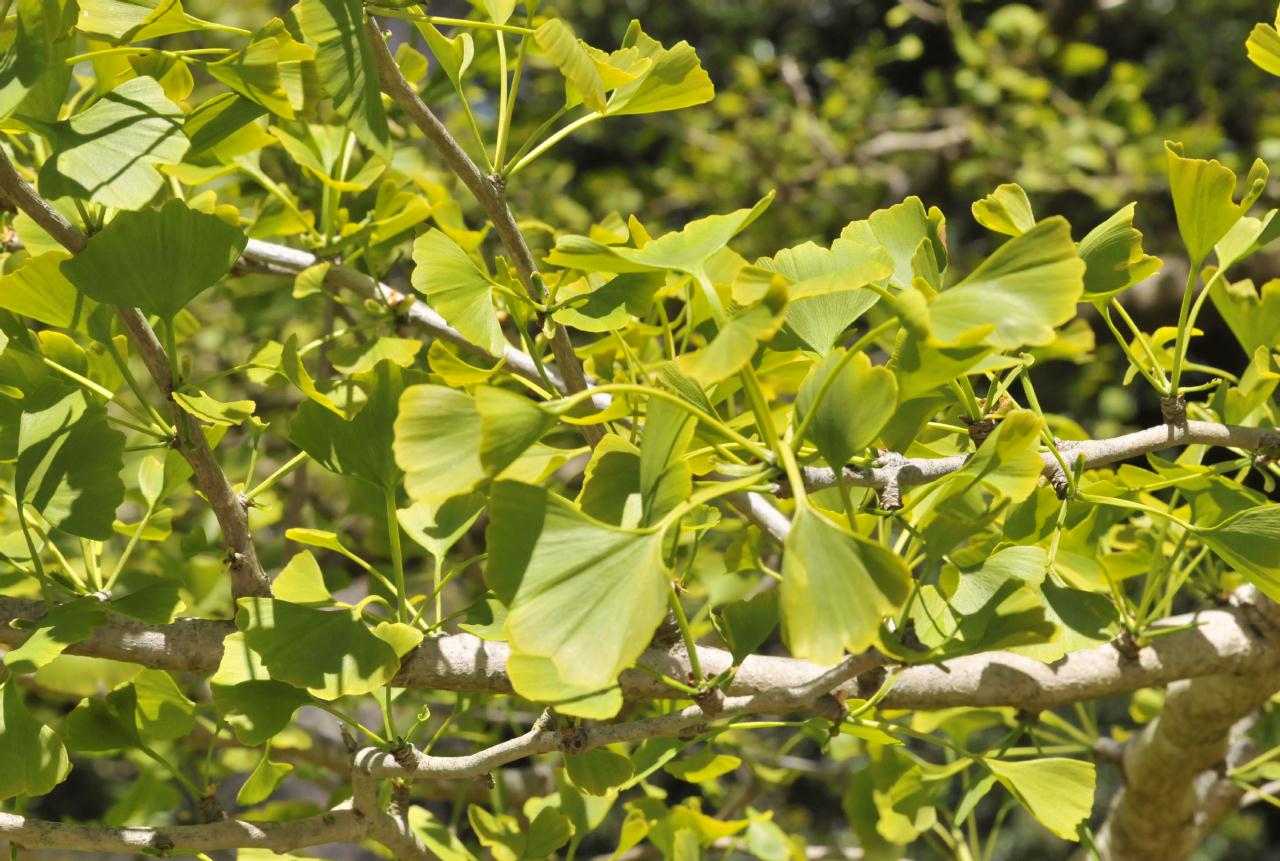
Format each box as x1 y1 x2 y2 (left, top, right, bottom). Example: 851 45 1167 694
39 76 189 210
1077 204 1162 299
1165 140 1268 266
235 597 402 700
61 198 247 319
928 217 1084 349
796 349 897 468
972 183 1035 236
781 502 911 665
0 681 71 801
536 18 607 113
15 384 125 540
488 481 669 697
412 228 506 356
295 0 389 155
986 757 1095 841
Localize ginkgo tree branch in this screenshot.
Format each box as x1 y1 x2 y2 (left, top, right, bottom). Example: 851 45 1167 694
364 16 601 445
1091 588 1280 861
240 238 571 396
801 421 1280 504
0 806 366 854
355 651 874 779
0 152 271 599
3 590 1278 717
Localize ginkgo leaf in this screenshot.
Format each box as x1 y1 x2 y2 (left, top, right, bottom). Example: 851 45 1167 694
1165 140 1268 266
1198 504 1280 601
928 217 1084 349
781 503 911 665
15 384 125 540
0 0 59 120
76 0 215 42
237 746 292 806
210 632 311 745
0 251 94 330
757 237 893 299
0 682 71 801
1247 15 1280 77
841 196 948 290
795 349 897 468
61 198 247 320
972 183 1036 236
605 22 714 116
394 384 555 505
295 0 389 155
1077 204 1162 299
39 76 189 210
677 281 788 384
536 18 607 114
416 21 474 90
235 598 402 700
207 18 316 120
412 228 506 356
548 194 774 292
986 758 1095 841
488 481 670 694
567 748 634 796
289 361 402 489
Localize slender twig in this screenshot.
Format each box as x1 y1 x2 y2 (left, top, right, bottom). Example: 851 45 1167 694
0 149 271 599
364 17 602 445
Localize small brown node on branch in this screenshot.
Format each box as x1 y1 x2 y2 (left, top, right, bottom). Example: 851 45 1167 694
854 665 887 699
479 772 496 790
339 724 358 756
198 793 225 823
558 726 589 754
813 694 847 726
149 833 176 854
1014 707 1041 724
1112 628 1143 659
1161 394 1187 425
679 722 710 742
963 416 999 446
390 741 419 771
693 686 725 717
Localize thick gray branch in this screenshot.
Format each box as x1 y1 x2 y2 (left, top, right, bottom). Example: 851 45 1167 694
4 595 1277 716
1092 589 1280 861
0 807 365 854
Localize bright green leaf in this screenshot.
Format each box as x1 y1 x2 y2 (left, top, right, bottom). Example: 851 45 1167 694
39 76 189 210
235 598 402 700
928 217 1084 349
488 481 669 695
61 198 247 319
987 757 1095 841
412 228 506 356
796 349 897 468
781 503 911 665
294 0 389 155
972 183 1036 236
0 681 71 801
1165 140 1268 266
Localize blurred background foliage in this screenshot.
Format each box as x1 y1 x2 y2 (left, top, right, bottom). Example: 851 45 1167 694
175 0 1280 442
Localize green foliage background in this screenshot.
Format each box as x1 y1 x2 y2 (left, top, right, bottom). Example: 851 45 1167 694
5 1 1280 860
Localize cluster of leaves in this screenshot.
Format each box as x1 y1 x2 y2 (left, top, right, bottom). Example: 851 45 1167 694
3 1 1280 859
